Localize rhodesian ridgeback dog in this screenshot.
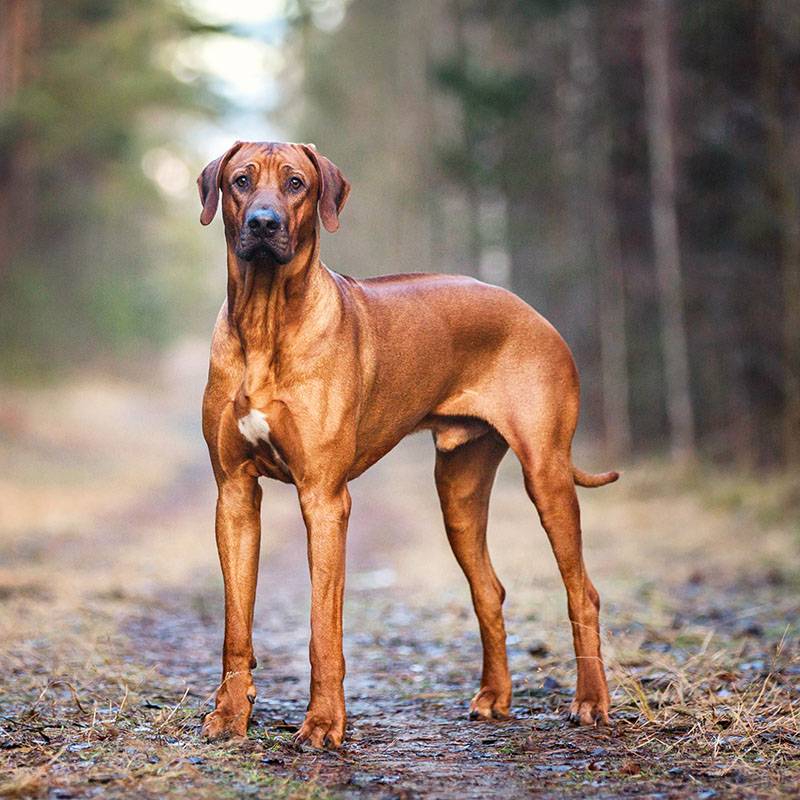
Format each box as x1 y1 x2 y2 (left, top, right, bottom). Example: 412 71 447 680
197 141 618 748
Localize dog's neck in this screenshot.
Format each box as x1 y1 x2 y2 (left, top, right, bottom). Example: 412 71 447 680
224 226 340 390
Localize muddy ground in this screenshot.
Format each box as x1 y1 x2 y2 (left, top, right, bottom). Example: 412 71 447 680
1 347 798 798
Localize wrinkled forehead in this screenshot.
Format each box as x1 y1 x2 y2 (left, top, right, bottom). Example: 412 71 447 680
224 141 314 180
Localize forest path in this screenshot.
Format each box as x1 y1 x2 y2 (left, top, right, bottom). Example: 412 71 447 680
1 343 797 799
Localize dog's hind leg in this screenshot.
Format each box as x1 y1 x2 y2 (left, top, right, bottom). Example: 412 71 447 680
434 431 511 720
502 401 611 726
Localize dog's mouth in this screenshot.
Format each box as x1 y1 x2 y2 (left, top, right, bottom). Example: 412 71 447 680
236 232 293 264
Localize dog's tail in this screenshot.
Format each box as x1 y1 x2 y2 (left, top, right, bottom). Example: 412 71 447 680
572 466 620 488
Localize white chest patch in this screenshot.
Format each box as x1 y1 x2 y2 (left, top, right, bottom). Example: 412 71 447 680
237 409 272 446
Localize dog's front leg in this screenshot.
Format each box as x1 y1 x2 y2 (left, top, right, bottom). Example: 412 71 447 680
202 471 262 740
294 484 351 748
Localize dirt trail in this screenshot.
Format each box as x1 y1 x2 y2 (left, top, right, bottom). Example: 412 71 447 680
0 345 798 798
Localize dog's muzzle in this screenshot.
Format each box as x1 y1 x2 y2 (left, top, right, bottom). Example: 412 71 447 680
237 207 293 263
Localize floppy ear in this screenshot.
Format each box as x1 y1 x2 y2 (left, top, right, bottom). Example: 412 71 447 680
301 145 351 233
197 141 243 225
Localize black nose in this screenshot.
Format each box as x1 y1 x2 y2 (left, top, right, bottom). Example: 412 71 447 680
246 208 282 235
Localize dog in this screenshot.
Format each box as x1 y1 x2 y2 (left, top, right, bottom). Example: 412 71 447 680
197 141 618 748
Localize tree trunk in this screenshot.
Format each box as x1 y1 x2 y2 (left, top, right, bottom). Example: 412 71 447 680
756 1 800 467
0 0 33 100
451 0 482 276
571 5 633 460
642 0 695 461
0 0 41 280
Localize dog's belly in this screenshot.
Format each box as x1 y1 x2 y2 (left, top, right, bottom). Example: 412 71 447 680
346 426 415 480
344 414 492 481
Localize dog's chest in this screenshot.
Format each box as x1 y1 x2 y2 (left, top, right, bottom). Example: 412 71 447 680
237 408 272 446
236 406 290 478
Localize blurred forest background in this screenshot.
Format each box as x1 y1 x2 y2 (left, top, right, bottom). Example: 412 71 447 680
1 0 799 470
2 4 799 796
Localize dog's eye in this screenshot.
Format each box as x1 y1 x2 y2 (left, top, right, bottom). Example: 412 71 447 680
288 176 304 191
235 175 250 189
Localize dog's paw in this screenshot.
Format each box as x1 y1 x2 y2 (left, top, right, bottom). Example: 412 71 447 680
468 686 512 721
201 679 256 740
568 697 610 727
293 711 346 749
201 706 249 740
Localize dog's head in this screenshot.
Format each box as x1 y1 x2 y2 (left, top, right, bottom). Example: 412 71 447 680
197 141 350 264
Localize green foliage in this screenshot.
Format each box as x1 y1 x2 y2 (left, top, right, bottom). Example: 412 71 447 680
0 0 225 380
434 59 534 120
434 56 535 186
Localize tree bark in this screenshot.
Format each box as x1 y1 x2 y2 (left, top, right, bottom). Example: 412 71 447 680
642 0 695 461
